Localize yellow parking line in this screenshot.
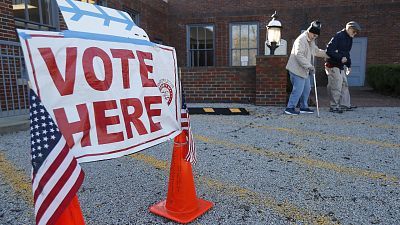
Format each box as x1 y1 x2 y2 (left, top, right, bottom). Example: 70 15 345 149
255 113 400 131
0 152 32 204
195 135 399 184
253 125 400 149
130 153 337 225
205 116 400 149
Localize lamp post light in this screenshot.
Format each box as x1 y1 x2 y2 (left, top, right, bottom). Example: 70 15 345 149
266 11 282 55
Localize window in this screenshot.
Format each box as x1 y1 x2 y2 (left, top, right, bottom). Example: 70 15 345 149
187 25 214 67
230 23 258 66
96 0 107 6
123 7 140 26
12 0 59 31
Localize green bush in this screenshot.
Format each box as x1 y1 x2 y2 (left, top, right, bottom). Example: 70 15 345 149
366 64 400 96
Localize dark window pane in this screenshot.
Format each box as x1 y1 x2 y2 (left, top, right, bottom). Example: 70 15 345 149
28 0 41 23
206 50 214 66
205 27 213 49
123 7 140 26
198 27 206 49
12 0 26 20
188 25 214 67
97 0 107 6
129 13 139 25
190 27 198 50
198 50 206 66
41 0 51 25
191 50 199 67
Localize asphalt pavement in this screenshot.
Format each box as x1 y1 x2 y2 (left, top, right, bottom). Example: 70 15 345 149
1 103 400 225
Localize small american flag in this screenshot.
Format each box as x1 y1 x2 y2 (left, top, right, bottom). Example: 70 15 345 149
30 89 84 225
181 94 196 163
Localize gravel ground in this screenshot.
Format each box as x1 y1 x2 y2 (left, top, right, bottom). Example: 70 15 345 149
0 105 399 225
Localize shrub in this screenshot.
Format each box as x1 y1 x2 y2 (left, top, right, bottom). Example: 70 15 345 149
366 64 400 96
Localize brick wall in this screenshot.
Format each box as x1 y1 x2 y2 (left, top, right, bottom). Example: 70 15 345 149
181 67 255 103
0 0 17 41
168 0 400 68
255 56 288 106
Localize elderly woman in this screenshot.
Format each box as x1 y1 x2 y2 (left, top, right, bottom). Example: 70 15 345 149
285 21 328 115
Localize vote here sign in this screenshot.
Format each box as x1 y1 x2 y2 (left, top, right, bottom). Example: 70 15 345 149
19 30 181 163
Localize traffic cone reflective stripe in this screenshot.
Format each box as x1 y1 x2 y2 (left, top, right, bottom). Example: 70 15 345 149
54 195 85 225
149 131 213 224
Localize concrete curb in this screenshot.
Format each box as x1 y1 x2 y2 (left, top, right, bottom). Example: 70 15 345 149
0 115 29 135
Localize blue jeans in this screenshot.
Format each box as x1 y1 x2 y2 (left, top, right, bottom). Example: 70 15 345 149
286 71 311 109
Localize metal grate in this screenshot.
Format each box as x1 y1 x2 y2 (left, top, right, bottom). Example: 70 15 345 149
0 40 29 118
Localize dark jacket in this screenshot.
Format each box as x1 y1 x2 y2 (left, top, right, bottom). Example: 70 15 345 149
326 29 353 70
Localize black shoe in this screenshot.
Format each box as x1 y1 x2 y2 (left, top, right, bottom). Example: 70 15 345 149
341 106 353 111
284 108 300 115
329 108 344 113
300 108 314 114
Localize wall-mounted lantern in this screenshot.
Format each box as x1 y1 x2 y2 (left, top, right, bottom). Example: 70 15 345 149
266 11 282 55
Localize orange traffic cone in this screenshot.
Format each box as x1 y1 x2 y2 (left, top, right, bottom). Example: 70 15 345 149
54 195 85 225
150 131 213 224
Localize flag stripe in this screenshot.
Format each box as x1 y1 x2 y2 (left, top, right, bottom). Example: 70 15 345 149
180 95 196 163
36 158 79 223
33 142 69 201
34 144 75 214
41 170 84 225
32 137 66 188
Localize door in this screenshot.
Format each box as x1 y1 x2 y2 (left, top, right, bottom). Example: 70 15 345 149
348 37 367 86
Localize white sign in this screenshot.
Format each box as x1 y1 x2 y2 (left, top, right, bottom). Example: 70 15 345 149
57 0 149 40
17 1 182 163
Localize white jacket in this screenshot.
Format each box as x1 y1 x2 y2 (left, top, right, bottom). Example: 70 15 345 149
286 32 328 78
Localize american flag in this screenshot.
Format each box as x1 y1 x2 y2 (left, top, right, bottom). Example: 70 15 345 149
181 94 196 163
30 89 84 225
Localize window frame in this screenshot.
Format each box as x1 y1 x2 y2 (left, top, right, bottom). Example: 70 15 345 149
12 0 60 31
186 24 215 67
229 22 259 66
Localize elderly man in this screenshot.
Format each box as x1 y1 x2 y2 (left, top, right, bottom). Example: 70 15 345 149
325 21 362 113
285 21 328 115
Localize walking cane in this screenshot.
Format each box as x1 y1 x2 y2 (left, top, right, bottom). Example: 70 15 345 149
312 72 320 117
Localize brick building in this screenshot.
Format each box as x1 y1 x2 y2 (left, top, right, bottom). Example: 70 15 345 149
1 0 399 118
